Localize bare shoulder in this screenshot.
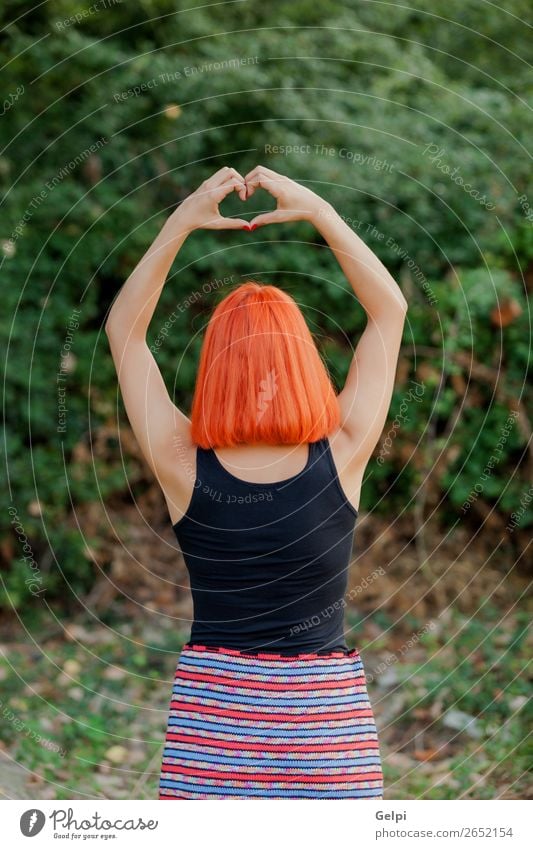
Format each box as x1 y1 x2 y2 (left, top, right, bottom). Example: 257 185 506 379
326 426 368 514
157 424 368 523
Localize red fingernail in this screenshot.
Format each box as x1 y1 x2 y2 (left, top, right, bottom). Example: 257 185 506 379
250 224 258 231
243 224 252 231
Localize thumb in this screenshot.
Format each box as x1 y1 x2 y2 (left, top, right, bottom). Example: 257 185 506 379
248 211 282 228
215 217 251 230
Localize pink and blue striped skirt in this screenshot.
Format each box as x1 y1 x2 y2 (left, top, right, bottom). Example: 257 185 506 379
158 643 384 799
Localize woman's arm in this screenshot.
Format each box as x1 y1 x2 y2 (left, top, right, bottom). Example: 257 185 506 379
310 205 408 317
311 205 407 467
106 166 248 339
247 165 408 468
247 164 407 316
104 166 248 482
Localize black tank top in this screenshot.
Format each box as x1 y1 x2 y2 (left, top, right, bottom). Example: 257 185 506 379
172 436 358 655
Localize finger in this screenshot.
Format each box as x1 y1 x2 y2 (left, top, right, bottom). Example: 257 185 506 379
244 165 285 191
248 211 285 228
213 176 247 203
244 165 272 182
200 175 244 202
211 217 252 230
206 166 245 187
246 164 285 181
245 171 280 200
244 166 267 197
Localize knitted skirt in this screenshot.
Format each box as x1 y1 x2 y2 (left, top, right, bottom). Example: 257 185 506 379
158 643 384 799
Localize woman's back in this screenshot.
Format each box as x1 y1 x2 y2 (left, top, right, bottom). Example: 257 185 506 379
173 436 358 655
105 165 406 798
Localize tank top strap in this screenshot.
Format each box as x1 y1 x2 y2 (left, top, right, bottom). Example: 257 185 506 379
195 443 216 486
320 435 359 518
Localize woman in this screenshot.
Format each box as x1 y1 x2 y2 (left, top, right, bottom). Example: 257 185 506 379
105 165 408 799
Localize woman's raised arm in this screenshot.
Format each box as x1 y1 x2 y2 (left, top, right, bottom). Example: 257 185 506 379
106 166 248 339
104 167 248 482
247 165 408 469
310 201 408 469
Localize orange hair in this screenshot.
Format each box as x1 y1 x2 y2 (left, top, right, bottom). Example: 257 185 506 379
190 281 341 448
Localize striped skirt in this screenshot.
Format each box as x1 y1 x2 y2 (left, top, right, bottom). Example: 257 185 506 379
158 643 384 799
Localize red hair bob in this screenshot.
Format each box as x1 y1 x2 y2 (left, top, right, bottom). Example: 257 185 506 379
190 281 341 448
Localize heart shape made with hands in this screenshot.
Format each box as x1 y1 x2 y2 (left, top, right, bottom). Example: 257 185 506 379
223 176 272 231
220 167 291 231
206 165 315 231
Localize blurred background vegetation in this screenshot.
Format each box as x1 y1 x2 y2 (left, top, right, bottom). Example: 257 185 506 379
0 0 531 800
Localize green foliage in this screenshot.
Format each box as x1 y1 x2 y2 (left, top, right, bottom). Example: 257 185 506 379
1 1 531 609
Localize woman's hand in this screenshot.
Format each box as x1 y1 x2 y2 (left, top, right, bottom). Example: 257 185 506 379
245 165 331 228
172 166 250 233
